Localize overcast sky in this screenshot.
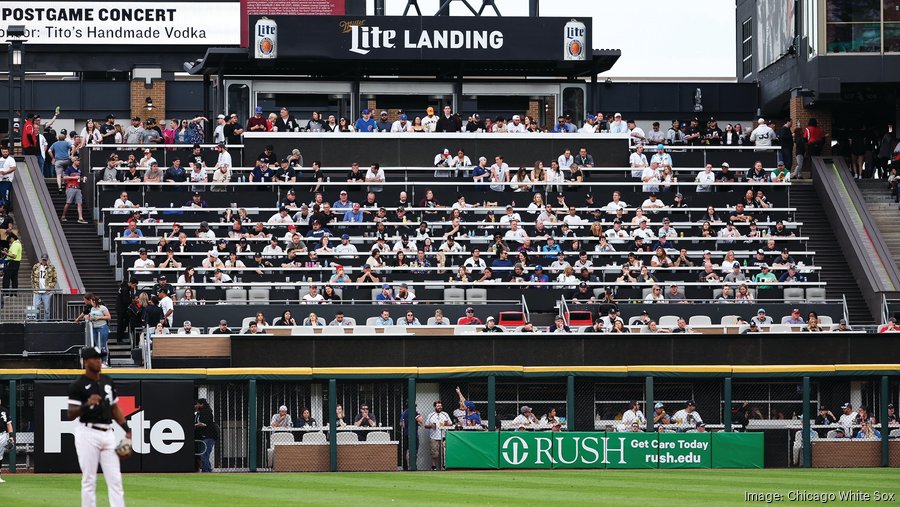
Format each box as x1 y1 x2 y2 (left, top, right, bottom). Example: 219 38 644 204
374 0 737 81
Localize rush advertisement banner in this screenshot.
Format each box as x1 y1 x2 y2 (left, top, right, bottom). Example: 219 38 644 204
35 380 195 473
249 15 591 61
446 431 763 470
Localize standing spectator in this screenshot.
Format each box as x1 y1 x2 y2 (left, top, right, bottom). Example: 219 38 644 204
61 158 87 223
88 295 111 365
194 399 219 472
223 114 243 145
375 111 392 132
0 143 17 207
749 118 775 146
777 119 794 169
116 279 138 343
803 118 826 156
213 114 227 143
424 400 453 470
49 132 73 192
31 254 57 321
22 113 39 157
422 106 438 132
1 231 21 289
125 116 144 144
435 105 462 132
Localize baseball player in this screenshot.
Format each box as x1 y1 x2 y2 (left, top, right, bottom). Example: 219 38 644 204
67 347 132 507
0 397 13 483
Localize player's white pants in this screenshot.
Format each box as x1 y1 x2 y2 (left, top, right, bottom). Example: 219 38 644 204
74 425 124 507
0 433 7 472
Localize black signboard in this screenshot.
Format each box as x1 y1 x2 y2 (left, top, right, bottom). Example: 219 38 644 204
35 380 195 473
249 15 592 61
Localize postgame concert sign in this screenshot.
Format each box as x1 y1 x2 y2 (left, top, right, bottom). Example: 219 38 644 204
34 380 195 473
0 1 241 44
249 16 591 61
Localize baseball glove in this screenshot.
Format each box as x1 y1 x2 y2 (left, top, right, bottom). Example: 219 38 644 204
4 438 12 451
115 437 133 459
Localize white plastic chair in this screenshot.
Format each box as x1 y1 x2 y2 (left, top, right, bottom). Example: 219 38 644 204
688 315 712 327
302 432 328 444
366 431 391 443
658 315 679 328
337 432 359 444
720 315 739 326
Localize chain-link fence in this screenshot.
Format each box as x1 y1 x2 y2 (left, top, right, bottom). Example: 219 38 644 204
2 371 899 473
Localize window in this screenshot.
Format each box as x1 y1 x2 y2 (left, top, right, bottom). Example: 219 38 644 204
742 18 753 78
805 0 820 58
825 0 885 52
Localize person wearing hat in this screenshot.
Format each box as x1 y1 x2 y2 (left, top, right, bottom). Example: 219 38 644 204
193 398 219 472
457 307 482 326
210 320 232 335
222 113 243 145
353 108 376 133
480 315 503 333
212 113 227 143
831 319 852 332
29 253 58 321
270 405 293 428
672 400 703 428
683 117 704 145
512 405 539 431
373 110 391 132
740 319 759 334
66 346 133 503
749 117 775 146
750 308 774 326
770 159 791 183
814 406 836 425
548 315 572 333
778 264 807 283
273 106 299 133
837 403 858 436
652 402 671 429
390 113 412 133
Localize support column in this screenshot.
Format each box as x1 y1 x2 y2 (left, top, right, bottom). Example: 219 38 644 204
130 79 166 123
328 379 337 472
802 376 811 468
407 377 417 471
248 379 257 472
881 376 890 467
566 375 575 432
487 375 496 431
645 376 654 431
724 377 733 432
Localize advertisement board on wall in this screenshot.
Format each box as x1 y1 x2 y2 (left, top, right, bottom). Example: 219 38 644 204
247 16 592 61
0 1 241 45
35 380 195 473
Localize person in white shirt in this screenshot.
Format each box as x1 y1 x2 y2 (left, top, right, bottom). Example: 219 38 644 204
499 205 521 225
717 223 741 243
562 207 587 227
449 149 472 174
189 163 209 192
619 401 647 431
267 207 294 225
422 107 438 132
157 292 174 327
438 237 464 254
605 221 630 243
215 143 232 170
838 403 858 436
695 164 716 192
632 221 656 242
641 162 661 193
178 320 201 335
113 192 137 214
608 113 628 134
424 400 454 470
749 118 775 146
132 249 155 275
365 163 386 193
557 149 574 169
302 285 325 303
262 238 284 258
334 234 358 258
644 285 666 303
649 144 673 169
506 115 526 133
213 114 226 143
489 156 509 192
463 249 487 271
629 145 648 178
511 406 539 430
671 401 703 427
657 218 678 238
641 193 666 211
605 191 629 214
628 119 646 145
503 220 528 245
390 114 413 132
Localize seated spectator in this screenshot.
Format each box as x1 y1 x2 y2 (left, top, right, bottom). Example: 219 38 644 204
329 311 354 326
752 264 778 289
211 320 232 335
734 284 754 303
784 308 805 325
778 265 807 283
671 318 694 333
457 307 482 326
854 419 881 440
274 310 298 326
803 315 825 332
431 309 449 325
644 285 665 303
354 405 378 427
831 319 853 332
548 315 571 333
356 264 380 284
666 283 687 303
271 405 293 428
302 312 323 326
375 284 395 303
329 265 351 284
296 408 318 428
177 320 200 335
374 309 393 326
397 310 421 326
571 282 595 304
482 316 503 333
321 285 341 303
751 308 774 326
879 317 900 333
512 406 539 430
302 285 325 304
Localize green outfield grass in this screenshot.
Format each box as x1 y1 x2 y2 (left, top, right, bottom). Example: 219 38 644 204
3 469 897 506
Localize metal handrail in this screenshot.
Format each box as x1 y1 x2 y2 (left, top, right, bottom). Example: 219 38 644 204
520 294 530 323
95 179 791 188
559 297 570 326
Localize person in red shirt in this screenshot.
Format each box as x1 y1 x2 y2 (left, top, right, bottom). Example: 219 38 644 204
22 113 38 156
246 106 268 133
456 307 483 326
880 318 899 333
803 118 826 156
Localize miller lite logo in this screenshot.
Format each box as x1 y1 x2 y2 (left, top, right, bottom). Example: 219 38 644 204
564 19 586 61
255 17 277 59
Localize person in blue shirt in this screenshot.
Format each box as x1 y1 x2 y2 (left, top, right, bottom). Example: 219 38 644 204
354 109 376 133
49 132 74 192
490 249 514 270
375 284 395 303
778 265 808 283
464 401 484 428
541 237 561 257
342 203 365 222
304 220 331 239
530 265 550 289
122 221 144 245
551 116 576 133
164 159 187 185
854 419 881 439
399 407 423 469
374 309 393 326
250 158 276 183
471 157 489 191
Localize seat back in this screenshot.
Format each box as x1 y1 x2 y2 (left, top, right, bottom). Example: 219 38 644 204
498 311 526 327
817 315 833 326
658 315 679 328
225 288 246 303
628 316 644 326
337 432 359 444
806 288 826 301
768 324 793 333
366 431 391 443
444 288 465 302
302 432 327 444
248 288 270 302
566 310 593 326
720 315 739 326
270 432 295 447
688 315 712 327
365 317 381 326
783 288 805 301
466 288 488 304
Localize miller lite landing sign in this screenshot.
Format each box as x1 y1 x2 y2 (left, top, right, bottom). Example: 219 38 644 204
255 17 277 59
35 380 195 473
252 16 592 62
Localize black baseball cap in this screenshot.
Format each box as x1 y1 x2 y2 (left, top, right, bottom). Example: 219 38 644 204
81 346 103 359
